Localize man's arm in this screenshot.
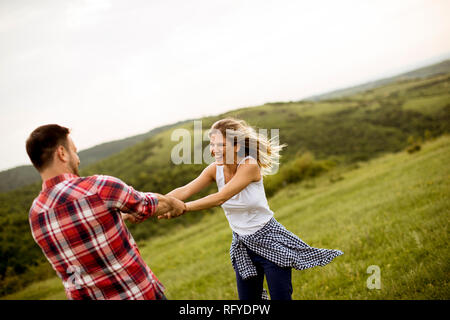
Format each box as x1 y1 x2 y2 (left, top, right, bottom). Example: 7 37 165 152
97 175 185 220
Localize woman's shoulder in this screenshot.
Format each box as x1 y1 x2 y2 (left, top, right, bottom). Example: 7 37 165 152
237 156 261 182
242 156 258 165
238 155 258 166
203 162 219 180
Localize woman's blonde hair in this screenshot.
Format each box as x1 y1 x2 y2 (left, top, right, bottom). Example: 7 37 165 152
210 118 286 176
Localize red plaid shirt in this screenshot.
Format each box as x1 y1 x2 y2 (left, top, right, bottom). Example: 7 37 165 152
29 173 165 300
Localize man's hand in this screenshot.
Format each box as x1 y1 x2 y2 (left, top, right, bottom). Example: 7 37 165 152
153 194 186 219
157 196 187 220
124 194 186 221
121 212 145 224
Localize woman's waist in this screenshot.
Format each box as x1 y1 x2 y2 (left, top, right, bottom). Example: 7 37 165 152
224 208 273 230
221 200 269 211
222 205 273 216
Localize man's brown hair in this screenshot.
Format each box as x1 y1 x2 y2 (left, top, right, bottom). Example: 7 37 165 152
26 124 71 172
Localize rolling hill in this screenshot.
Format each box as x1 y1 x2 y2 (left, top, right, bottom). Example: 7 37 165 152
0 64 449 298
1 59 449 193
3 133 449 299
305 59 450 101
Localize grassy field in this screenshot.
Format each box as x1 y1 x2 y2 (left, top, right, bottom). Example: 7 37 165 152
3 134 449 300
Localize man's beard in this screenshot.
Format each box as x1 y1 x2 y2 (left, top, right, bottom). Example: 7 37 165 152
69 156 80 176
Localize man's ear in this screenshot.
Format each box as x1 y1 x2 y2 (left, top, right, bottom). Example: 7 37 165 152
55 145 68 163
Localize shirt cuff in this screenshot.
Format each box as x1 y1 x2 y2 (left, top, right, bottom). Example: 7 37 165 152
145 193 159 217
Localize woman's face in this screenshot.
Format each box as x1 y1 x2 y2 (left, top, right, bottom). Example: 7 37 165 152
209 132 237 165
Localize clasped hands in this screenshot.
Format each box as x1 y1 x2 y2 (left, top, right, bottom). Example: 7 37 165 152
122 194 187 224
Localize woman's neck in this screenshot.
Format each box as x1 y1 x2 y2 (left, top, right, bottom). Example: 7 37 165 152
223 155 244 174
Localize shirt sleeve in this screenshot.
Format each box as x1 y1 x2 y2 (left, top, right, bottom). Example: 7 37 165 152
96 175 158 218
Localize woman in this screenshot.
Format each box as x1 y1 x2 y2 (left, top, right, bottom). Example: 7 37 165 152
162 118 343 300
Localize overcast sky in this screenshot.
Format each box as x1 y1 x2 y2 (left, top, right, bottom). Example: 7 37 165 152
1 0 449 171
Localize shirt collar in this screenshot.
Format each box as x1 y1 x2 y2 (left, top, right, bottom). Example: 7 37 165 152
42 173 79 191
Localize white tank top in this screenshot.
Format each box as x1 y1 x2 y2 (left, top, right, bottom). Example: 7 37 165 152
216 156 274 235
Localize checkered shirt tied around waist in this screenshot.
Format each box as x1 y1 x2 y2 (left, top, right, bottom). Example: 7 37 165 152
29 173 165 300
230 217 344 280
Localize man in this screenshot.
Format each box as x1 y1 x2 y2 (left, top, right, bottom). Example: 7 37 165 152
26 124 185 300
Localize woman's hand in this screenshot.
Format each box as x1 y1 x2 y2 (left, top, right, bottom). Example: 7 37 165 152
157 200 187 220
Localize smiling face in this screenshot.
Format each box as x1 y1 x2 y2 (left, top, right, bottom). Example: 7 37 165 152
209 132 238 165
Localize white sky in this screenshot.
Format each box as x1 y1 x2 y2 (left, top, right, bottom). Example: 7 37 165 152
1 0 449 171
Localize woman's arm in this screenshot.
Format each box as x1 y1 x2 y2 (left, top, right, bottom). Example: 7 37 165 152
184 159 260 212
165 163 216 201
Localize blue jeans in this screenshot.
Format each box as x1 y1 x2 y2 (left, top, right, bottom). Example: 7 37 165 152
233 247 293 300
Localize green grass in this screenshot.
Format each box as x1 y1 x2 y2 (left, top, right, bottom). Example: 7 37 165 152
3 135 449 300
